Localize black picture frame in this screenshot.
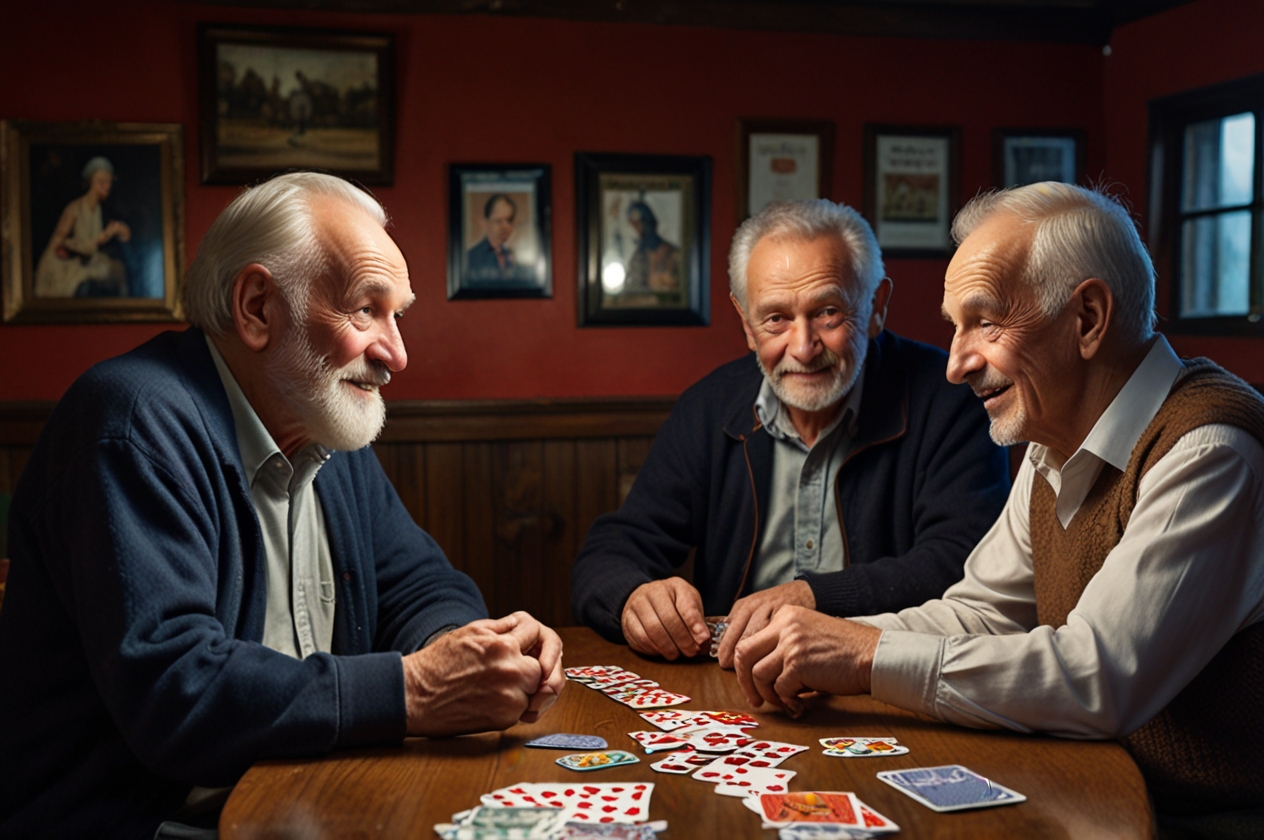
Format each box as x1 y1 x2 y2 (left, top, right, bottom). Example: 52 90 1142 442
198 24 395 185
575 152 711 326
447 164 552 300
1 119 185 324
737 118 834 222
993 128 1085 188
863 124 961 258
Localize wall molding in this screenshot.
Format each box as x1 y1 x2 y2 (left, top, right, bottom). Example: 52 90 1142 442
0 397 676 447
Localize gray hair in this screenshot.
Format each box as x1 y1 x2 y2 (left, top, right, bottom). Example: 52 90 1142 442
81 156 114 180
951 182 1156 343
184 172 388 335
728 199 885 312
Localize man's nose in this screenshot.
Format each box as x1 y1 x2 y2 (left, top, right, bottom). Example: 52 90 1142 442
788 317 820 361
369 317 408 373
946 332 980 385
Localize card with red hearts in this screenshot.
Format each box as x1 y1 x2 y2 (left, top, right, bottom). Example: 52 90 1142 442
626 731 691 753
710 767 797 796
648 749 714 774
481 782 654 824
621 689 691 709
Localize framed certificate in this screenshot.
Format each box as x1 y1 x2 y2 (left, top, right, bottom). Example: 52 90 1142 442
737 119 834 221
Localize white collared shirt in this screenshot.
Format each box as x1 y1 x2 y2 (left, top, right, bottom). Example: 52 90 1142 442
206 336 336 659
859 335 1264 737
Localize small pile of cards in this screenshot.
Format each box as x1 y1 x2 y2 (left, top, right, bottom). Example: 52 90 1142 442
434 805 666 839
739 791 899 836
564 666 689 709
819 737 909 758
478 782 657 824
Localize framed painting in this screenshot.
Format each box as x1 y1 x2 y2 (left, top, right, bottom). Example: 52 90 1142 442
737 118 834 221
447 164 551 299
1 120 185 324
575 152 711 327
993 128 1085 188
863 124 961 257
198 24 394 185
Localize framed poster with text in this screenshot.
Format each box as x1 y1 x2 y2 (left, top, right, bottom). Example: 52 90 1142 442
864 124 960 257
737 119 834 221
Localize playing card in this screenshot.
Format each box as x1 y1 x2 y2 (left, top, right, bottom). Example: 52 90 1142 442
638 709 756 732
876 765 1026 812
637 709 695 731
565 666 626 684
601 679 659 695
557 823 660 839
819 737 908 758
648 749 712 774
482 783 654 824
556 751 641 772
759 792 865 827
673 727 754 753
526 734 609 751
711 767 797 797
626 731 691 753
691 739 808 781
589 670 642 690
622 690 691 709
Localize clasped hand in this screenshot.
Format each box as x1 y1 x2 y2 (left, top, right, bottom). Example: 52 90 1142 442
403 611 564 737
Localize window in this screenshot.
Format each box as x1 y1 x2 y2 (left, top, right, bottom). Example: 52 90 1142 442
1150 73 1264 335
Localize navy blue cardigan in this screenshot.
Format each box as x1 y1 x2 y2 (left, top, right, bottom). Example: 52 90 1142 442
0 328 487 838
571 331 1011 641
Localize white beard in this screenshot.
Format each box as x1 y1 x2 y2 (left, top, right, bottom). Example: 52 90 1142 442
758 331 867 414
267 323 389 452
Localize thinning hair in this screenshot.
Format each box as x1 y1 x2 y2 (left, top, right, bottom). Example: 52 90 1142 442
951 182 1156 343
728 199 884 312
184 172 388 335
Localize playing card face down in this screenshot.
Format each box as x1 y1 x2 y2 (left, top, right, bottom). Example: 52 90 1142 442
481 782 654 824
876 765 1026 812
819 737 908 758
526 734 609 750
557 751 641 772
759 792 864 827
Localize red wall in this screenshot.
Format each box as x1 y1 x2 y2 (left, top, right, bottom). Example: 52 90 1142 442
3 1 1111 401
1105 0 1264 381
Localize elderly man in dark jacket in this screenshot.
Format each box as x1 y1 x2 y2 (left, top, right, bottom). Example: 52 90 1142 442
571 199 1009 665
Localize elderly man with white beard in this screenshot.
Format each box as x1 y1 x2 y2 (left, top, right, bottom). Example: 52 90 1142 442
571 199 1010 664
0 173 565 840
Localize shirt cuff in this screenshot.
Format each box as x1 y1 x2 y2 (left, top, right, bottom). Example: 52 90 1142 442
868 629 945 720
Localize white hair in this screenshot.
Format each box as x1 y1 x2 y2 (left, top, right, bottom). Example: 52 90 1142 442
728 199 885 312
951 182 1156 343
184 172 388 334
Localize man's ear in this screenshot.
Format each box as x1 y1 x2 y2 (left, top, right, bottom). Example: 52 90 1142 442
1074 277 1113 360
867 277 893 338
231 264 279 353
731 293 758 353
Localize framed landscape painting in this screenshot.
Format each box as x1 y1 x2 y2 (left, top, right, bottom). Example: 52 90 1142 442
198 24 394 185
1 120 185 323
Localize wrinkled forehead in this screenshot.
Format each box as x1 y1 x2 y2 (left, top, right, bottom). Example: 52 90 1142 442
943 213 1033 311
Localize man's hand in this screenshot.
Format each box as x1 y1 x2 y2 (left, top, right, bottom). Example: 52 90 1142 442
621 577 710 660
715 580 815 668
402 612 564 737
733 606 882 717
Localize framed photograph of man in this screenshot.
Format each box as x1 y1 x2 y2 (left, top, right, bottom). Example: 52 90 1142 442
447 164 551 299
198 24 394 185
993 128 1085 188
1 120 185 324
737 118 834 222
575 152 711 327
863 124 961 257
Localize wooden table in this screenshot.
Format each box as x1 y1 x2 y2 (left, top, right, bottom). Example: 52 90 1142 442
221 627 1154 838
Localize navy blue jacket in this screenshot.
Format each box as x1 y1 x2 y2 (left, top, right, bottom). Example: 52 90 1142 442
571 331 1010 640
0 328 487 839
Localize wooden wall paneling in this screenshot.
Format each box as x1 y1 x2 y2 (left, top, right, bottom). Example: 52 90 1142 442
573 439 619 604
423 443 466 573
540 440 578 627
490 442 545 622
461 443 498 614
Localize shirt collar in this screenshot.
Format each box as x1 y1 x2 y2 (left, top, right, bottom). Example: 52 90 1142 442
205 334 329 487
756 368 864 449
1029 334 1183 475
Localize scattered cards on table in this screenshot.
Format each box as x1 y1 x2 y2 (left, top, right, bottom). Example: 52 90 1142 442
564 667 690 709
877 764 1025 812
479 782 656 824
819 737 909 758
527 734 609 751
434 805 666 839
556 751 640 772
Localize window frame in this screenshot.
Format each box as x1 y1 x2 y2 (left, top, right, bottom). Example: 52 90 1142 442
1149 71 1264 336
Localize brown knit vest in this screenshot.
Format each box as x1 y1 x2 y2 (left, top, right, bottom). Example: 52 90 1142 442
1030 358 1264 816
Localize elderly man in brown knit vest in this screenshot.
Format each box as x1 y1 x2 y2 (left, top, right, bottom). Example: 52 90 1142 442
732 181 1264 832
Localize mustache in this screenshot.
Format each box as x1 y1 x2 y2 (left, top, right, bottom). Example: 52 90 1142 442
338 360 392 388
967 371 1012 398
773 348 842 378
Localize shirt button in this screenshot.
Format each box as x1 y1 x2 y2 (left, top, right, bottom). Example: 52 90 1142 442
806 539 815 550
